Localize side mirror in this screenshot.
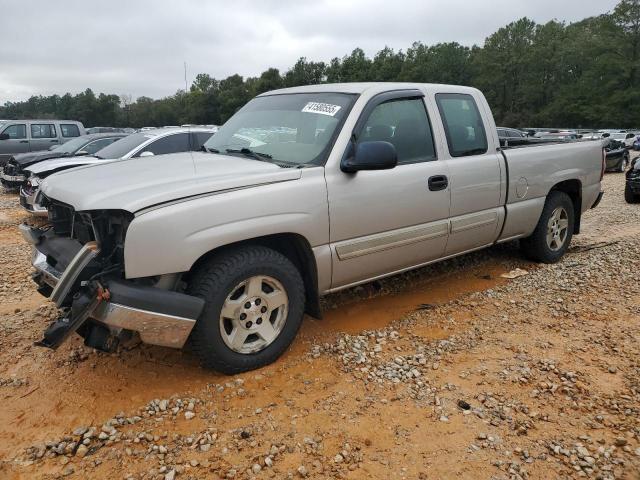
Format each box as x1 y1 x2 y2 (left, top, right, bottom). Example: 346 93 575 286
48 145 59 151
0 133 9 140
341 141 397 173
139 151 154 157
76 150 89 156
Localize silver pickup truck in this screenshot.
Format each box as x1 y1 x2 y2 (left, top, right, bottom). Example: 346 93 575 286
20 83 605 374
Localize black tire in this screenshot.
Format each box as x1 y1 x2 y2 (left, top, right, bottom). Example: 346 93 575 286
619 155 629 173
625 183 640 204
188 245 305 374
520 191 575 264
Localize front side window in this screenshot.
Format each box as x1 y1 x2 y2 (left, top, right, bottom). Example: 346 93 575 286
60 124 80 137
358 98 436 164
2 124 26 139
192 132 214 150
31 124 56 139
94 133 150 159
204 92 356 166
136 133 190 156
436 93 488 157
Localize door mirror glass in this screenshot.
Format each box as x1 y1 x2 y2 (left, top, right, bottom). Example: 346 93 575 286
139 151 154 157
0 133 10 140
341 141 397 173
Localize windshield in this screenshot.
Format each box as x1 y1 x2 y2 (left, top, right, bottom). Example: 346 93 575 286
93 132 150 159
203 92 356 166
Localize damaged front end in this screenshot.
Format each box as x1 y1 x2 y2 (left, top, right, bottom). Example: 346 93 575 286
21 197 204 352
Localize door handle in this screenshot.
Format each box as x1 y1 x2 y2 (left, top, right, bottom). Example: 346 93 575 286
428 175 448 191
19 140 28 144
50 139 58 142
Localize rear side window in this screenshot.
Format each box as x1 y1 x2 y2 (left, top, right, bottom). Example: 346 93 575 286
191 132 214 151
2 124 26 139
84 137 119 154
436 93 488 157
136 133 190 156
359 98 436 164
31 124 56 139
60 124 80 138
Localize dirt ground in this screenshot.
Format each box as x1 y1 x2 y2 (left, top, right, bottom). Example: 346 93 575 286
0 168 639 480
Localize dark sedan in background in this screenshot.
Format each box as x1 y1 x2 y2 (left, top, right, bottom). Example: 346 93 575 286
604 138 630 172
626 158 640 203
0 132 127 189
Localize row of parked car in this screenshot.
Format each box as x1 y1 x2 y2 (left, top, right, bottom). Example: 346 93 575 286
497 127 636 173
0 121 216 214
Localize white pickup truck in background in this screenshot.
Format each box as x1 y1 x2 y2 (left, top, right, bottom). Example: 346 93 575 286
21 83 605 374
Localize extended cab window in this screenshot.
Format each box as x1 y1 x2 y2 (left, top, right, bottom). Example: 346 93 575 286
136 133 190 156
2 124 26 139
31 124 56 139
436 93 488 157
359 98 436 164
60 124 80 137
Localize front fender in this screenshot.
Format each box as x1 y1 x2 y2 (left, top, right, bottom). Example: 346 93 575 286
123 168 329 279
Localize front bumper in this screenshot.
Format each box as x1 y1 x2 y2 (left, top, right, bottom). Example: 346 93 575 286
0 168 26 188
20 224 203 350
19 185 48 216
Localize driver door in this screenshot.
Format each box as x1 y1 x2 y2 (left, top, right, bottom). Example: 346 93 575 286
326 90 451 289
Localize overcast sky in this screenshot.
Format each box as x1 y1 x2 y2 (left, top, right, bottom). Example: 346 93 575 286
0 0 620 103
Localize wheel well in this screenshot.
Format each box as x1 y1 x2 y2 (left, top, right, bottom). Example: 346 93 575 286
550 179 582 234
187 234 321 319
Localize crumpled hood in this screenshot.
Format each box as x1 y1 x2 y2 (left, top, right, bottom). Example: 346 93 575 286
26 155 106 176
40 152 302 213
12 150 71 167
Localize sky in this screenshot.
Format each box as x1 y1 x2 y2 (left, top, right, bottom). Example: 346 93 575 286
0 0 620 103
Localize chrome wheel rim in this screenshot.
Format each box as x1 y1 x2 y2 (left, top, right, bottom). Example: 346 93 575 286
219 275 288 354
546 207 569 251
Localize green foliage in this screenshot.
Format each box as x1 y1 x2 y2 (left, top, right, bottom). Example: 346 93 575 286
1 1 639 128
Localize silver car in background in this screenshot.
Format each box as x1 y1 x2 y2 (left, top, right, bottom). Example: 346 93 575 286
0 120 85 166
21 127 216 215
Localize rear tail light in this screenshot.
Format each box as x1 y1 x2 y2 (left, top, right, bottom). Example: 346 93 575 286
601 148 606 180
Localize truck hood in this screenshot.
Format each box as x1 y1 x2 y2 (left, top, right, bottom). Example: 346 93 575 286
40 152 302 213
26 155 107 176
12 150 72 167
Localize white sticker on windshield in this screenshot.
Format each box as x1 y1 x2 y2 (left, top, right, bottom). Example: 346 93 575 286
302 102 341 117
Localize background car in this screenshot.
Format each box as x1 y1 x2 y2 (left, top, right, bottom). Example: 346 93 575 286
21 127 216 215
0 120 85 166
625 158 640 203
497 127 528 147
604 138 630 172
0 133 127 189
609 132 637 148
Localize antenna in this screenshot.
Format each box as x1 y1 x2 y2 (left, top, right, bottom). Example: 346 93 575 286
184 61 188 92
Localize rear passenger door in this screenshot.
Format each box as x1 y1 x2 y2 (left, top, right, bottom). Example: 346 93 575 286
435 93 503 255
29 123 59 151
327 90 451 289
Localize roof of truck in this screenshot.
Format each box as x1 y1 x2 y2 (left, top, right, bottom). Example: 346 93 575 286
260 82 480 96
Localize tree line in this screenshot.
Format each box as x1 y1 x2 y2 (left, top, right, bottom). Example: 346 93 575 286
1 0 639 129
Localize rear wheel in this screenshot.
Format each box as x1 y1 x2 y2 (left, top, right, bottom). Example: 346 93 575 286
625 183 640 204
521 191 574 263
619 155 629 172
188 245 305 374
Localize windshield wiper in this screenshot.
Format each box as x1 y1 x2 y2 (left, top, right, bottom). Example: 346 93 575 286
225 148 273 162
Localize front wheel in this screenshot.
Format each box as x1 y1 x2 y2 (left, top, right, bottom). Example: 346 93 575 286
521 191 574 263
188 245 305 374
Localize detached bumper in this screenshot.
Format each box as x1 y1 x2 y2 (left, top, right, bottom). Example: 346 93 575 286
21 224 203 350
0 169 26 188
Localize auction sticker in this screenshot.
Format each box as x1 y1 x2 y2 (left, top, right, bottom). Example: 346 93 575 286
302 102 341 116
